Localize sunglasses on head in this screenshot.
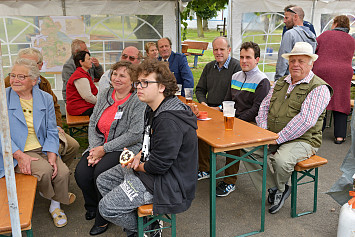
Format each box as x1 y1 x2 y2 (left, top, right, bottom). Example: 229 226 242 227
121 54 138 61
286 8 297 14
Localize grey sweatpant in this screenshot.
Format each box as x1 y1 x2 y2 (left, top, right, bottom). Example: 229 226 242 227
96 164 153 232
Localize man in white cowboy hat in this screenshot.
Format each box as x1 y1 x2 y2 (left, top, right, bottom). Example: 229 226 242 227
244 42 333 214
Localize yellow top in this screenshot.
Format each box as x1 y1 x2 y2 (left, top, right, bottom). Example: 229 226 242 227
20 98 42 151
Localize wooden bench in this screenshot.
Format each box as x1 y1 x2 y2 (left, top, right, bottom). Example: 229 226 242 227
66 110 90 137
137 204 176 237
182 40 209 68
290 155 328 218
0 174 37 237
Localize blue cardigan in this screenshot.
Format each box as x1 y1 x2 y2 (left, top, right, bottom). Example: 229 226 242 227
0 86 59 178
159 51 194 96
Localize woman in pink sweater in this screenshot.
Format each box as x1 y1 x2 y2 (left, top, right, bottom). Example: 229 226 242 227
313 15 355 144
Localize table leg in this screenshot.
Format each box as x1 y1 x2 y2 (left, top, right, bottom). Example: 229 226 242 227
210 147 216 237
260 145 267 232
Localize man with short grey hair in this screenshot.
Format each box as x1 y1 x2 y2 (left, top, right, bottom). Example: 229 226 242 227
245 42 332 214
62 39 103 101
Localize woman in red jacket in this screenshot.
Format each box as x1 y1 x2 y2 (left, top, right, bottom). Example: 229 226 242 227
66 51 98 116
313 15 355 144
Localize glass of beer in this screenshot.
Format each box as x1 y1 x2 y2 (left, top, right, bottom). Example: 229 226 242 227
224 116 234 130
184 88 194 103
223 109 235 131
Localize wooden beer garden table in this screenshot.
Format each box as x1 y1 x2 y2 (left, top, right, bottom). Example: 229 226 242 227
180 97 278 237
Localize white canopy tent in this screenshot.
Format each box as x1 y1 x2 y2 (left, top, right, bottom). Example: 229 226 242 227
0 0 185 49
0 1 189 235
228 0 355 64
0 0 191 101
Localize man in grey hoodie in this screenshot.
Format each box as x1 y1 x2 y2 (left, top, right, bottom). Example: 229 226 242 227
275 6 317 81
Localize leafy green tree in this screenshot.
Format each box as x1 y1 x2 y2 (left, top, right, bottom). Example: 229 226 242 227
181 0 228 39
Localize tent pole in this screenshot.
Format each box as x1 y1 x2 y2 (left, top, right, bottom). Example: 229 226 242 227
176 0 182 53
0 46 21 236
61 0 66 16
311 0 316 24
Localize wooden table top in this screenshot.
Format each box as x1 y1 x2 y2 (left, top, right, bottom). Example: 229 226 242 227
181 97 278 153
0 174 37 232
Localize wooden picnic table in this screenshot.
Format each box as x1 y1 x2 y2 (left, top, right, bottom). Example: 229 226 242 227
180 97 278 237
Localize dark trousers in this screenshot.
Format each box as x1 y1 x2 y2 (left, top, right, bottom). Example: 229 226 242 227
75 151 121 226
198 139 240 185
323 110 348 138
81 107 94 117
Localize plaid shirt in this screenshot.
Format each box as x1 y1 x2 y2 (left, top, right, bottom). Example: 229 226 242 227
256 71 331 144
214 56 231 72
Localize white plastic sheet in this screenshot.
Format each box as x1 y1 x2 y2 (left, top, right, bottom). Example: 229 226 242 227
229 0 355 56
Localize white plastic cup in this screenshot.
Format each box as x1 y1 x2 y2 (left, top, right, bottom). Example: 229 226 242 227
223 108 236 117
176 84 182 96
222 101 235 111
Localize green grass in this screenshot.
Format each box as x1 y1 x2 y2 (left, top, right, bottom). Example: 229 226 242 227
183 28 221 43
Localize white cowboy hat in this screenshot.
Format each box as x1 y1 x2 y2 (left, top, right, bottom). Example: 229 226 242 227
282 42 318 61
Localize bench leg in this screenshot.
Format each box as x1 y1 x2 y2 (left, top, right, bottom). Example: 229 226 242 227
313 168 319 213
171 214 176 237
291 171 298 218
291 168 318 218
137 216 144 237
25 229 33 237
193 56 198 68
137 214 176 237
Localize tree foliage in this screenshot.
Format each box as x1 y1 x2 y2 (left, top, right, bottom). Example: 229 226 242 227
181 0 228 39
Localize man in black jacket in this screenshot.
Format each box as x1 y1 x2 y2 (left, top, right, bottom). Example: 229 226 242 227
96 59 198 237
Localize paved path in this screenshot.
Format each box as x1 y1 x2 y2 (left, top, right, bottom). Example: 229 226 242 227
29 122 350 236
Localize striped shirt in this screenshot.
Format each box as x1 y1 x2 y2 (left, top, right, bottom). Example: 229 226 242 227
214 56 231 72
256 71 331 144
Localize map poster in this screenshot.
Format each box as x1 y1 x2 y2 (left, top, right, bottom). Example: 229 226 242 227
31 16 89 72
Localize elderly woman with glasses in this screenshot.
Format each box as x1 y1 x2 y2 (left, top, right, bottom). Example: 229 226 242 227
0 58 75 228
75 61 145 236
66 50 98 116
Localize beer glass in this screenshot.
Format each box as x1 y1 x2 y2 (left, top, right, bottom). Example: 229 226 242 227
184 88 194 103
223 108 235 131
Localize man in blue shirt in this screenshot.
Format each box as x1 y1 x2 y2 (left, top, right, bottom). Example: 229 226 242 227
157 37 194 96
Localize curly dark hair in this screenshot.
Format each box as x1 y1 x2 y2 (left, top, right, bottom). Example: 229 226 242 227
134 59 178 97
240 41 260 59
333 15 350 29
73 51 90 68
110 61 136 92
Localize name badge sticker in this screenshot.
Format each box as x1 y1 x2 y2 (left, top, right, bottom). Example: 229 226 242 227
114 111 123 120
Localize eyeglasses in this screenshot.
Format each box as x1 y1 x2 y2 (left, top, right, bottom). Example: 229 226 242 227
121 54 138 62
286 8 297 14
8 73 30 81
133 80 159 88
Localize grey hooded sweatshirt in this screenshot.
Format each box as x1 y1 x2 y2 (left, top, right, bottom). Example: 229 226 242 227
275 25 317 81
